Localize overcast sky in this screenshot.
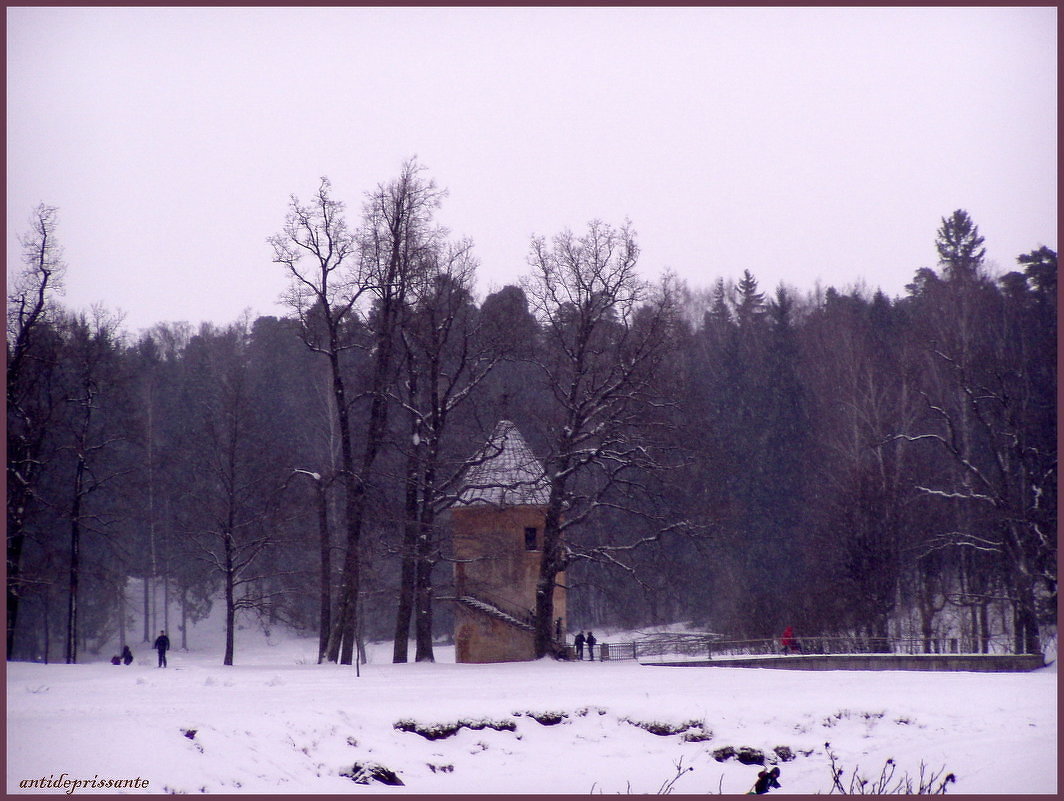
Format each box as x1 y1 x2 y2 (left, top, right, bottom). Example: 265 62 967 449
7 6 1057 334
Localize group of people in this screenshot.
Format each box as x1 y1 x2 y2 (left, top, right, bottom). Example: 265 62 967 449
109 630 171 667
109 645 134 665
572 630 597 660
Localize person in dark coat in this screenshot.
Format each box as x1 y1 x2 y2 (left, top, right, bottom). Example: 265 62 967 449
110 654 122 665
121 645 133 665
153 630 170 668
751 767 781 794
574 631 586 660
586 631 597 661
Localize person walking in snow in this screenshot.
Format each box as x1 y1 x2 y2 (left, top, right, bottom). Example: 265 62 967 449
781 626 801 654
154 630 170 668
586 631 597 661
750 766 781 794
574 631 586 660
121 645 133 665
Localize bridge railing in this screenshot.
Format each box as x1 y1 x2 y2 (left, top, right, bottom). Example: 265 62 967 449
597 634 1030 662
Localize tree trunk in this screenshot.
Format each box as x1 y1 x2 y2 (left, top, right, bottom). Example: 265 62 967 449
118 580 127 651
392 545 416 662
534 493 566 659
163 570 170 635
317 482 332 664
43 593 51 664
328 479 362 666
65 454 86 665
327 306 396 665
393 418 420 663
324 346 359 665
414 516 436 662
223 529 235 666
180 586 189 651
1013 575 1042 655
6 525 26 658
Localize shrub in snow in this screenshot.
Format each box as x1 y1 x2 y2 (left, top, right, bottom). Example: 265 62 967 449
575 706 608 717
823 709 885 728
737 746 766 765
712 745 765 765
621 717 705 737
394 717 516 740
712 745 736 762
825 742 956 795
681 726 714 743
464 718 517 733
341 761 404 786
774 745 795 762
517 710 568 725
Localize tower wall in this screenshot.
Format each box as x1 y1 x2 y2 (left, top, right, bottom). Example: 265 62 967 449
451 505 567 663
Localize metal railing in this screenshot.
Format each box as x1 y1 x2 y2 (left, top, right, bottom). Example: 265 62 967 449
597 634 1034 662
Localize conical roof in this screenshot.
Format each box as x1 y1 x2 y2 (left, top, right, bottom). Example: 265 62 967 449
457 420 550 507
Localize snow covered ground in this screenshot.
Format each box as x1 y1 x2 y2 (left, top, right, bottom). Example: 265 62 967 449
6 614 1057 795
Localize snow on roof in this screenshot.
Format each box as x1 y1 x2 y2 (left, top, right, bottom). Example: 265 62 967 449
456 420 550 507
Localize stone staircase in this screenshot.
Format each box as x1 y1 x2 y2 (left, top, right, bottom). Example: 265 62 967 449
455 594 535 633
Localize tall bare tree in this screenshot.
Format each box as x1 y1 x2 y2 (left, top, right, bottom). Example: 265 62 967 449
271 161 444 666
391 239 500 662
58 308 127 663
522 220 684 657
7 204 66 657
180 321 294 665
270 176 367 666
326 160 445 665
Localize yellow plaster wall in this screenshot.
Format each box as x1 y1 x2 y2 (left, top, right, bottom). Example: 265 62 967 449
451 505 567 663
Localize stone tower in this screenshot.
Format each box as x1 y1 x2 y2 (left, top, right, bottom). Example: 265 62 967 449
450 420 566 663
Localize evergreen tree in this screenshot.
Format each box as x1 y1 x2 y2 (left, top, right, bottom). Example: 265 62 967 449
936 209 986 281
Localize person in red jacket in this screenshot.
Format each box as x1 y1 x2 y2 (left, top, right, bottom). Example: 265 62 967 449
781 626 801 654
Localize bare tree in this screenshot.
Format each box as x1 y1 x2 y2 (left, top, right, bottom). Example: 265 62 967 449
270 176 367 666
285 467 337 663
7 204 66 657
271 161 445 666
391 239 500 662
180 321 292 665
522 220 685 657
58 308 127 663
325 159 445 665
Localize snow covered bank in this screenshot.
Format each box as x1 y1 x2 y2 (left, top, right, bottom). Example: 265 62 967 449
6 629 1056 794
